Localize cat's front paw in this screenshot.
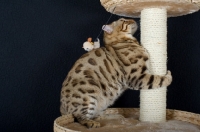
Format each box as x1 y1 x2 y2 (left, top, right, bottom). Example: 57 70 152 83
165 70 172 86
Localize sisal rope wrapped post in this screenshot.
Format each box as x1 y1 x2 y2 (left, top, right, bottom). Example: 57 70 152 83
140 8 167 122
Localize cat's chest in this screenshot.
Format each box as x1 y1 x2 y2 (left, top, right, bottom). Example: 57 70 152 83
110 44 147 65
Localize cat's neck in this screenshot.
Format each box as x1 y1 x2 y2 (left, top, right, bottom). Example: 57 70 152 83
104 35 139 46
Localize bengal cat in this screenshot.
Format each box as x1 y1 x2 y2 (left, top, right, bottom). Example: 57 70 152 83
60 18 172 128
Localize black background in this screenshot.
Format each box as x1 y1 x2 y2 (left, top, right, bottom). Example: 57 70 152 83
1 0 200 131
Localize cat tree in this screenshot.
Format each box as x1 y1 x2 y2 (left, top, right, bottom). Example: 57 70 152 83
100 0 200 123
53 1 200 131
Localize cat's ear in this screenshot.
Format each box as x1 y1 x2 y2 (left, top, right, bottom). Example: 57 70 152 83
102 25 113 34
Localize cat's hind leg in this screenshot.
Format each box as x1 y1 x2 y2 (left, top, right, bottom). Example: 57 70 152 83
73 105 101 128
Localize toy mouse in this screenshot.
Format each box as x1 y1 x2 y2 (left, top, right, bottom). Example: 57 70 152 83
83 37 100 51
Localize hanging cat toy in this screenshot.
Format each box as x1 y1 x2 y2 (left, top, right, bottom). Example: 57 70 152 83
82 25 113 51
82 37 100 51
82 7 116 52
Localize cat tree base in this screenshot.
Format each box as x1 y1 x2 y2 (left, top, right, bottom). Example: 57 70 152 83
54 108 200 132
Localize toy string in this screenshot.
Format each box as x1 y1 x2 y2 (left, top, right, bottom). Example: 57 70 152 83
95 6 116 41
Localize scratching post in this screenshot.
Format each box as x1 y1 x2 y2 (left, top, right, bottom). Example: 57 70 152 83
140 8 167 122
100 0 200 123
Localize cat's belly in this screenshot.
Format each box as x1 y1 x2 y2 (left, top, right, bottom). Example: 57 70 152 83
95 89 124 116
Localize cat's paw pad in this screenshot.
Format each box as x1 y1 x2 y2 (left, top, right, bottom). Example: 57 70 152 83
166 70 171 75
85 120 100 128
165 70 172 85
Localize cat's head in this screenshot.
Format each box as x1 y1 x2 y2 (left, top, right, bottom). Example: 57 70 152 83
103 18 138 45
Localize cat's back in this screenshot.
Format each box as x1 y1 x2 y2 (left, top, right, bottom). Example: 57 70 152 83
60 47 124 115
61 47 121 89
